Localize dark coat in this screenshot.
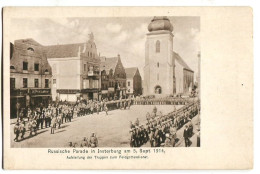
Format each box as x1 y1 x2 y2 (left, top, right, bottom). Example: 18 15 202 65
183 128 189 138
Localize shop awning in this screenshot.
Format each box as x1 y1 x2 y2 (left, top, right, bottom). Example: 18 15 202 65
31 95 52 97
11 96 25 99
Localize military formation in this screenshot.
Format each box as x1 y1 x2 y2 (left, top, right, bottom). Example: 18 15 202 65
129 100 200 147
13 98 133 142
13 96 200 147
133 97 194 105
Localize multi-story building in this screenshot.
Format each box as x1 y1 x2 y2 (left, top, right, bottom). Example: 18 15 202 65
10 38 52 118
100 55 127 100
125 67 142 97
46 33 101 102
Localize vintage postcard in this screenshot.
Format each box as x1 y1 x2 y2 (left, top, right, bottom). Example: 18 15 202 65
2 7 253 169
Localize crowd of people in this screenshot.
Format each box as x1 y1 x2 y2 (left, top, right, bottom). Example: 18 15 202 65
13 96 200 148
13 98 134 142
129 100 200 147
68 133 98 148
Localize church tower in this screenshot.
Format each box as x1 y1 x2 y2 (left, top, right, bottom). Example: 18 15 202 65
143 16 175 96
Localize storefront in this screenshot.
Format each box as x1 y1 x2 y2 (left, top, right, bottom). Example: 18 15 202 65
30 88 52 107
57 89 80 102
81 88 101 101
10 89 28 119
10 88 51 118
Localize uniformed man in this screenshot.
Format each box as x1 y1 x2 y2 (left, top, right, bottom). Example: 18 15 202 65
135 118 140 127
164 133 172 147
13 122 20 142
188 121 193 137
149 128 155 147
50 116 56 134
19 121 26 140
27 119 33 137
104 103 108 115
183 125 190 147
32 118 37 135
89 133 98 148
130 129 135 147
57 114 62 129
80 137 89 147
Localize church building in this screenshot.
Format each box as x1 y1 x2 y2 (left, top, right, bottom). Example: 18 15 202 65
143 16 194 96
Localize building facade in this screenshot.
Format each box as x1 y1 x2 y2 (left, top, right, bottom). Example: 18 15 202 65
100 55 127 100
143 16 175 96
143 16 194 96
174 52 194 94
46 33 101 102
10 39 52 118
125 67 142 97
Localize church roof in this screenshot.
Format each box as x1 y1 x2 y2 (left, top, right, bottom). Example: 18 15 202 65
100 57 119 73
148 16 173 32
125 67 138 78
173 51 193 72
45 43 84 58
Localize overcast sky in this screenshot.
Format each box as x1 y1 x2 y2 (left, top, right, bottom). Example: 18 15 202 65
10 17 200 79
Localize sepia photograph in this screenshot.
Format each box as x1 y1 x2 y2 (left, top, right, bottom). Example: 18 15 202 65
9 16 201 148
3 6 253 170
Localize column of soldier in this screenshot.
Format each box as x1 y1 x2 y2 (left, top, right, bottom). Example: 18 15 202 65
13 98 134 142
129 101 200 147
133 97 192 105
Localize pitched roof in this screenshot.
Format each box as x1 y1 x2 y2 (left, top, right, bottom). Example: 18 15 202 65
125 67 138 78
173 51 193 72
45 43 84 58
14 38 43 46
100 57 119 73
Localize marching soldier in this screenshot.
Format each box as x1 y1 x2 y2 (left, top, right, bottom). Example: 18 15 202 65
164 133 172 147
13 122 20 142
19 121 26 140
57 113 62 129
104 103 108 115
135 118 140 127
130 129 135 147
80 137 89 147
50 116 56 134
149 128 155 147
32 118 37 135
89 132 98 148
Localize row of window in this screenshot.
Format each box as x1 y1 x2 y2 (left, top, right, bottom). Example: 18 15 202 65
10 78 49 89
101 81 127 90
22 61 49 73
22 62 39 71
82 79 99 89
87 52 95 58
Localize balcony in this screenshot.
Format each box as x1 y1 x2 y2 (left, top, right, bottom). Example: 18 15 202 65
88 70 100 76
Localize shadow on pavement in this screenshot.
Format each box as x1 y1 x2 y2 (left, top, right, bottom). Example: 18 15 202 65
16 129 48 142
55 130 66 134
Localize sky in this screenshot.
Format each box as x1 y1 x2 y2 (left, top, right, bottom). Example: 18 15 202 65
10 17 200 79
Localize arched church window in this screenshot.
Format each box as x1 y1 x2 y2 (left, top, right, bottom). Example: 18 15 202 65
157 62 159 68
27 47 34 52
156 40 160 53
